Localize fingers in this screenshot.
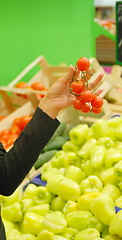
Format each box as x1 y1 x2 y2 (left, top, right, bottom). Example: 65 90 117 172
94 89 103 96
59 65 75 85
88 74 104 90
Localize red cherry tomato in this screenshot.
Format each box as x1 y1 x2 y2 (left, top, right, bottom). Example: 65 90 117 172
7 133 19 147
19 116 32 130
73 99 84 110
0 129 10 137
91 96 103 108
70 81 85 94
82 103 91 113
10 125 21 135
77 57 90 71
31 82 45 91
15 81 28 88
92 107 102 114
13 118 21 127
81 91 93 102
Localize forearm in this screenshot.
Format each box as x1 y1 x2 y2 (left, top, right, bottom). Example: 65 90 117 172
0 107 60 196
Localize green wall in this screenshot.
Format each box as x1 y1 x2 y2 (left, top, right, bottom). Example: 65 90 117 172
0 0 95 85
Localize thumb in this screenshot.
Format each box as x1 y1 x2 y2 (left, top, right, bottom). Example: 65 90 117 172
59 65 75 85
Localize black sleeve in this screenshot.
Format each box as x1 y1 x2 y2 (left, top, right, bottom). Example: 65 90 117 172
0 107 60 196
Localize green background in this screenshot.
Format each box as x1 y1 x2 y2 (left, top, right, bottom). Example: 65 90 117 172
0 0 95 85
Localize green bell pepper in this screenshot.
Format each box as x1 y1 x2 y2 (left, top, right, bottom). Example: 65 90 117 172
45 169 81 201
90 145 106 169
20 212 44 235
100 168 119 185
41 211 67 234
114 160 122 180
88 216 104 233
65 165 84 184
114 123 122 141
115 196 122 208
33 186 53 204
53 235 68 240
63 200 77 215
62 227 78 239
62 140 80 153
7 229 22 240
91 119 110 139
22 199 34 213
78 138 97 160
21 233 37 240
62 152 81 168
81 160 94 176
74 228 100 240
22 183 38 199
104 235 122 240
37 229 54 240
77 192 101 211
29 203 50 216
107 116 122 127
1 202 23 222
69 124 89 146
90 194 115 225
50 151 65 168
51 196 66 211
97 136 114 149
65 210 92 231
80 175 103 194
109 210 122 238
105 148 122 168
102 184 121 202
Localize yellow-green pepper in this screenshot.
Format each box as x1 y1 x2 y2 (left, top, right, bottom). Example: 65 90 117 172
65 210 92 231
74 228 100 240
37 229 54 240
90 194 115 225
109 210 122 238
51 196 66 211
20 212 44 235
41 211 67 234
77 192 101 211
102 184 121 202
65 165 84 184
90 145 106 169
2 202 23 222
69 124 89 146
105 148 122 168
63 200 77 215
78 138 97 160
80 175 103 194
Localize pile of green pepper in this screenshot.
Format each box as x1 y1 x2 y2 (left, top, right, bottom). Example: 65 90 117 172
2 116 122 239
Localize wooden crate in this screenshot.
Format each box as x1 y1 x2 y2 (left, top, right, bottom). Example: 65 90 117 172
0 101 35 132
0 56 70 117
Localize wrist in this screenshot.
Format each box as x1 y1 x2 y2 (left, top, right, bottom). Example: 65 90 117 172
38 97 59 119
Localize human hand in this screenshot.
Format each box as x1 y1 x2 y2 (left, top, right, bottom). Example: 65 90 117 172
39 66 104 119
39 65 76 119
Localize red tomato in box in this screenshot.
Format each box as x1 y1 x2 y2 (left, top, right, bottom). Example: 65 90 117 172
31 81 45 91
10 125 21 135
7 133 18 147
0 129 10 137
19 116 32 130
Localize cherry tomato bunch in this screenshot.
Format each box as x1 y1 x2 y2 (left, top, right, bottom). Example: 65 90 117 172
70 57 103 114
